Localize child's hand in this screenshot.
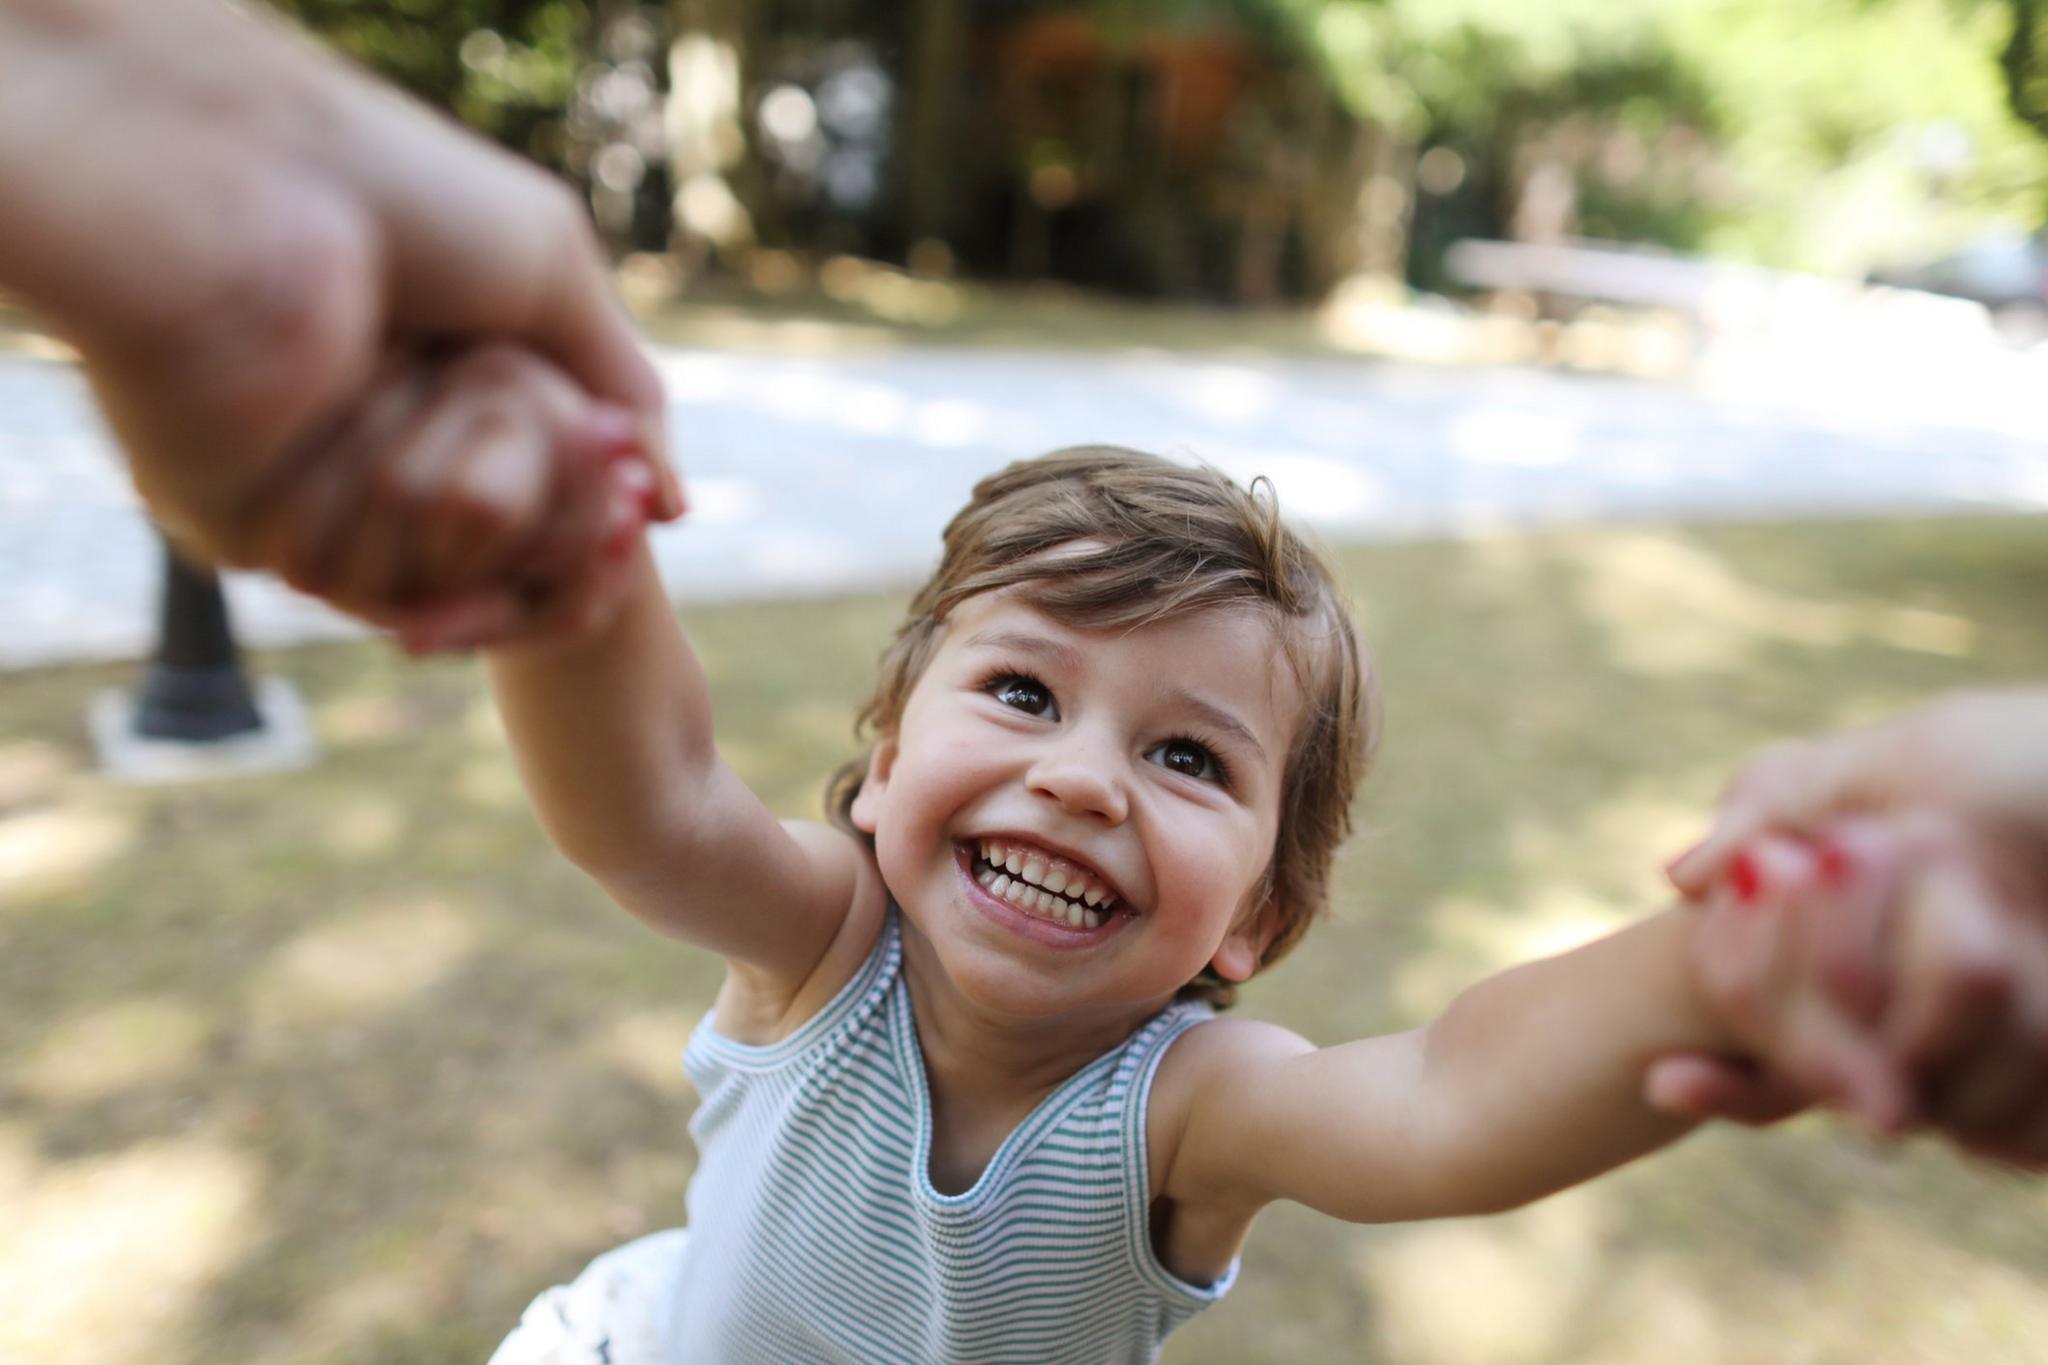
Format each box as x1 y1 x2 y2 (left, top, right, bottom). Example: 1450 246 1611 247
1654 813 2048 1167
242 343 664 653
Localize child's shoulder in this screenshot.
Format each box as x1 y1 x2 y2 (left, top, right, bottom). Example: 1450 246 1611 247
1147 1014 1313 1186
709 820 889 1046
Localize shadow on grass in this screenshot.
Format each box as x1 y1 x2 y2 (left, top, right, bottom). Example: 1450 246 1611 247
1 518 2045 1364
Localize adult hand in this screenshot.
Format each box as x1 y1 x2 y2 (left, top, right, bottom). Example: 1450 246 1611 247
1651 814 2048 1167
0 0 682 637
1666 689 2048 897
1649 690 2048 1164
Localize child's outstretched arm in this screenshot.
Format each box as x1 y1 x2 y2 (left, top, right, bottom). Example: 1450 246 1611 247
1157 908 1740 1233
292 338 868 995
486 542 869 990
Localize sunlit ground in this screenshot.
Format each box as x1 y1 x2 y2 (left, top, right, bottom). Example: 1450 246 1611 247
3 517 2046 1364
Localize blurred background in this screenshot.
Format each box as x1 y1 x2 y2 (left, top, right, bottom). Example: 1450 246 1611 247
3 1 2048 1362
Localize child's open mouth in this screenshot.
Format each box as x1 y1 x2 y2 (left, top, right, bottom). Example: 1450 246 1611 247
966 838 1120 931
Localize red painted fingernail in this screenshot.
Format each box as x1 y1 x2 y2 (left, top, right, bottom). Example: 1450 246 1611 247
1815 837 1854 888
1728 850 1763 904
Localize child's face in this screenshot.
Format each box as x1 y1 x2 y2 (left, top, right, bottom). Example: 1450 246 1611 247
850 589 1300 1019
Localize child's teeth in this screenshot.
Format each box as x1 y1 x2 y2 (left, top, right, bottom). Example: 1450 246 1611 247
972 841 1118 928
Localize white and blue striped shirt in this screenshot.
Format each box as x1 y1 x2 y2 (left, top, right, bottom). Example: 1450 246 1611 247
666 909 1234 1363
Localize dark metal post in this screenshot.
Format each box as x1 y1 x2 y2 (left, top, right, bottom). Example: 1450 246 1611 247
133 535 264 741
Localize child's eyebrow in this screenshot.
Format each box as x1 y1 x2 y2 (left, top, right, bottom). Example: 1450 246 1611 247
963 629 1085 674
1160 688 1268 763
964 628 1268 762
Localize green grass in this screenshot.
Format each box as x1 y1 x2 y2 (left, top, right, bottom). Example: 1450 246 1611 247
3 516 2046 1364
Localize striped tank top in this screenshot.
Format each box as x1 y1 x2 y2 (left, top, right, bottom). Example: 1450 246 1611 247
666 908 1235 1363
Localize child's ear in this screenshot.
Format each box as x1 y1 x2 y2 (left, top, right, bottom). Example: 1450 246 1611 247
1210 901 1280 983
848 737 898 835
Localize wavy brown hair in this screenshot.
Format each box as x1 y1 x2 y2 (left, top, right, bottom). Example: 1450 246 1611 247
826 447 1380 1007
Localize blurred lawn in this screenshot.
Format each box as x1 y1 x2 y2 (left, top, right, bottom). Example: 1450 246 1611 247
3 515 2046 1365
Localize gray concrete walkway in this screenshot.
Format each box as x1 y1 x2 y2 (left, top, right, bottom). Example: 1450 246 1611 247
4 346 2046 670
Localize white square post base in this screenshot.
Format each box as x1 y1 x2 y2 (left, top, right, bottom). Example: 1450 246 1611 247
89 676 318 785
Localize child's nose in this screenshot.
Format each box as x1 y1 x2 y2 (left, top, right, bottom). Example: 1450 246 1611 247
1026 733 1129 824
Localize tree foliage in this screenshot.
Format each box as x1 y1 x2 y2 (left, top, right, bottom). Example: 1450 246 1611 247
267 0 588 161
1257 0 2048 269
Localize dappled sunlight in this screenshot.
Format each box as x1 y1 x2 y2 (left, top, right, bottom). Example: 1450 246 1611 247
0 1132 259 1365
284 1264 439 1365
1357 1191 1604 1365
463 691 505 745
466 1145 653 1255
0 737 77 809
457 753 527 811
1507 788 1713 907
589 1008 696 1092
316 693 413 746
1390 884 1633 1020
322 795 405 859
0 801 137 897
1560 530 1979 675
1604 1185 2048 1360
16 996 207 1106
1 520 2041 1363
246 897 480 1032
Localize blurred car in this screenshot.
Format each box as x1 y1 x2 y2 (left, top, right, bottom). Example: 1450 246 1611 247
1868 229 2048 343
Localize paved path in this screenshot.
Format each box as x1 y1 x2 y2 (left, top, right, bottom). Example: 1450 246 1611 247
4 346 2047 669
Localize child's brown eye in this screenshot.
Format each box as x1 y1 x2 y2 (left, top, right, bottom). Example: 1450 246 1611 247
992 676 1054 717
1152 739 1220 782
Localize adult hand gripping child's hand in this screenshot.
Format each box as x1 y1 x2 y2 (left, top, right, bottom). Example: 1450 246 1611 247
0 0 681 643
1648 814 2048 1168
260 344 658 655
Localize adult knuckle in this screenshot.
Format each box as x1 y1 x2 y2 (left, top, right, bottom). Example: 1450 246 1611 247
175 197 380 438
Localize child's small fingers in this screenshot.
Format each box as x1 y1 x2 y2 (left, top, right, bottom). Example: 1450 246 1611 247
508 416 626 588
530 490 649 641
417 407 555 588
1691 835 1823 1041
1641 1053 1811 1126
1806 819 1905 1026
1795 1018 1916 1134
406 347 604 591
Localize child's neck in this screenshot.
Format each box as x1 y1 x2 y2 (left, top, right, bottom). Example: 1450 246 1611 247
897 917 1172 1195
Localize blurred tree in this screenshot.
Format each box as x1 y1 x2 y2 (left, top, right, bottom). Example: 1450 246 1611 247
2001 0 2048 189
268 0 588 165
1263 0 2048 275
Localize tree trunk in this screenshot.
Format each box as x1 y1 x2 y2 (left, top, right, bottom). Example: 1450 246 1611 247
666 0 754 266
902 0 969 254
